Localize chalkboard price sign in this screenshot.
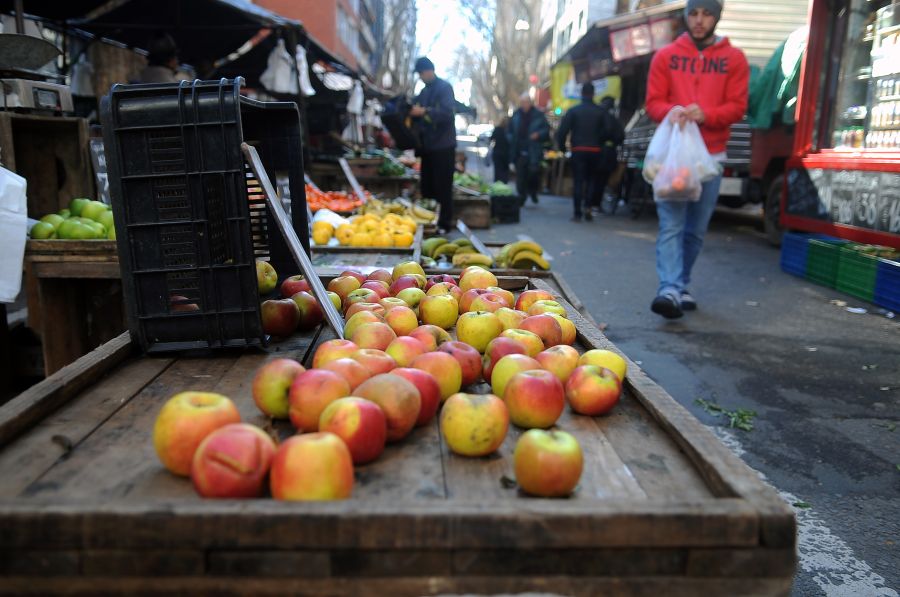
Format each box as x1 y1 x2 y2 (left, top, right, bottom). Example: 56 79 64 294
787 167 900 237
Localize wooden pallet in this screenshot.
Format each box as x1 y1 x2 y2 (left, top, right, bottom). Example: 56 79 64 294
0 277 795 596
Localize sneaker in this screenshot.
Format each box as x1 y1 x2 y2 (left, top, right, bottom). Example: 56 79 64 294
680 291 697 311
651 292 683 319
584 211 593 221
531 195 539 204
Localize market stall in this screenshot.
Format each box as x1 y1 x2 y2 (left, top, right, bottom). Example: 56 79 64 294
784 0 900 248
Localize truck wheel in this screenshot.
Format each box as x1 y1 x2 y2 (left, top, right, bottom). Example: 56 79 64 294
764 175 785 247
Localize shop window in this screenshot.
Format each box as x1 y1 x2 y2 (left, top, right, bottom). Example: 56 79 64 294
828 0 900 150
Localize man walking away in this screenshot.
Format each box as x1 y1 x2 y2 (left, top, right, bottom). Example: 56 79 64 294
645 0 748 319
508 94 550 206
411 56 456 233
592 96 625 213
490 117 511 183
555 82 606 221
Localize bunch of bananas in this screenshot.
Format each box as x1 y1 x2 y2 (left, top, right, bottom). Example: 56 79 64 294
421 237 494 268
496 240 550 270
360 197 437 225
315 213 417 248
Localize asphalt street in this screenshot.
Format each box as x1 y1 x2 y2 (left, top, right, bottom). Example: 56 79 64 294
477 192 900 596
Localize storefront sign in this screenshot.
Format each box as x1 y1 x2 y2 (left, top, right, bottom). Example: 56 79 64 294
550 62 622 111
610 18 677 62
787 167 900 235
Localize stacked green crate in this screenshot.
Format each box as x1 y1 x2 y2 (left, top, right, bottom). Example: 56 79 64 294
805 239 851 287
836 245 879 301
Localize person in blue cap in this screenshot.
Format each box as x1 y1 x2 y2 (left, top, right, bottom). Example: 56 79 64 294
411 56 456 233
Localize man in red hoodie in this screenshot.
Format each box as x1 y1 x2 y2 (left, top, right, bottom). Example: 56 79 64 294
645 0 749 319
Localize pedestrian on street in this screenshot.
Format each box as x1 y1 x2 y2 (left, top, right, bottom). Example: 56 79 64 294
591 96 625 213
490 117 511 183
555 82 607 221
645 0 749 319
411 56 456 233
508 94 550 206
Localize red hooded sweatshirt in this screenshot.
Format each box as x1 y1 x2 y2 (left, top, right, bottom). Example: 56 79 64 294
646 33 749 154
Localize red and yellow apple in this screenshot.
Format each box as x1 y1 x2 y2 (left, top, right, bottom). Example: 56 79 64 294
327 275 361 302
438 340 483 386
391 260 425 281
366 269 393 285
191 423 276 498
396 287 426 309
312 339 359 368
344 302 386 321
458 288 491 313
360 280 390 300
379 296 408 311
418 294 459 329
350 348 397 376
385 336 428 368
280 274 310 298
565 364 622 416
518 314 563 348
353 373 421 442
270 433 354 500
469 292 508 313
256 260 277 294
408 324 451 351
456 310 503 353
486 286 515 308
318 397 387 465
319 357 370 390
527 299 567 317
482 336 528 381
339 269 366 285
389 274 422 296
546 313 576 346
349 321 397 351
326 291 342 312
260 298 300 337
290 291 325 331
343 288 380 312
391 367 441 426
252 358 305 419
503 369 566 429
514 289 555 312
500 328 544 357
459 268 498 292
411 351 462 401
426 281 463 303
288 369 351 432
535 345 580 384
343 310 383 339
490 354 542 398
440 393 509 457
425 274 457 290
153 392 241 476
577 349 627 383
384 305 419 336
513 429 583 497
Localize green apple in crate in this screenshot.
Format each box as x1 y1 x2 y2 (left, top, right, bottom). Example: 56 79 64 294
256 260 278 294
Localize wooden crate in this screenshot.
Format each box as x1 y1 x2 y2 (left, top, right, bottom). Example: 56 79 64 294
311 225 423 268
0 276 795 596
22 240 125 376
453 194 491 229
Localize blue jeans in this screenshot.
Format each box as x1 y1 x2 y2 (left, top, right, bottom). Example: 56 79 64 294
654 175 722 296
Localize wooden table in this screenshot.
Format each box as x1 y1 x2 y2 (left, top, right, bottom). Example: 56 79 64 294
0 275 795 595
22 240 126 377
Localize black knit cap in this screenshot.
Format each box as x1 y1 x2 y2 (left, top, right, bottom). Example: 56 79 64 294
414 56 435 73
685 0 723 20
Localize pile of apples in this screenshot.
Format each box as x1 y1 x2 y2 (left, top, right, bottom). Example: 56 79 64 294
153 260 629 500
29 197 116 240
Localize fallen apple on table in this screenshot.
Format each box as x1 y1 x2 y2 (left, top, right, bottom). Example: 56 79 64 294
318 397 387 465
260 298 300 337
288 369 351 432
312 339 359 368
191 423 276 498
391 367 442 427
252 358 305 419
565 364 622 416
577 349 628 383
513 429 583 497
270 433 354 501
440 392 509 457
280 274 310 298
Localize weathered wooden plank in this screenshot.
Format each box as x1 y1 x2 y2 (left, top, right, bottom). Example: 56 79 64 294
31 261 122 279
207 550 331 577
25 239 118 255
81 549 205 577
0 332 134 448
0 574 794 596
0 498 760 550
0 356 172 498
18 354 241 501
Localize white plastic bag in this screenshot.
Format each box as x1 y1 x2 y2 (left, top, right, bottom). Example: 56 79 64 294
260 39 299 95
295 44 316 97
0 167 27 303
642 110 674 184
643 107 721 189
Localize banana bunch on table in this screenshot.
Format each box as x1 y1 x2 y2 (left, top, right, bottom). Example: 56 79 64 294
421 237 493 268
495 241 550 270
360 198 438 225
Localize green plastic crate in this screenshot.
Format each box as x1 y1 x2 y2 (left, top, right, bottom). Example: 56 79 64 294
806 239 850 288
836 245 878 302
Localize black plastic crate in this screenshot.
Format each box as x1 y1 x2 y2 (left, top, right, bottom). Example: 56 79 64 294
102 79 309 353
490 194 520 223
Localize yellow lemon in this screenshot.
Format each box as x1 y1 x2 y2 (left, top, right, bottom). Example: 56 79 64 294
312 228 332 245
351 232 373 247
393 231 414 248
336 225 355 246
372 233 394 248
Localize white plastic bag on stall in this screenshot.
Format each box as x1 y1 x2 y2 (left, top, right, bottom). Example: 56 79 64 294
260 39 299 95
294 44 316 97
0 167 27 303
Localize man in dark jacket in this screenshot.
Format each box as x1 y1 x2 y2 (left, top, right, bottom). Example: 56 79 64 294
411 56 456 232
490 117 510 183
508 94 550 206
591 96 625 213
555 82 606 221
